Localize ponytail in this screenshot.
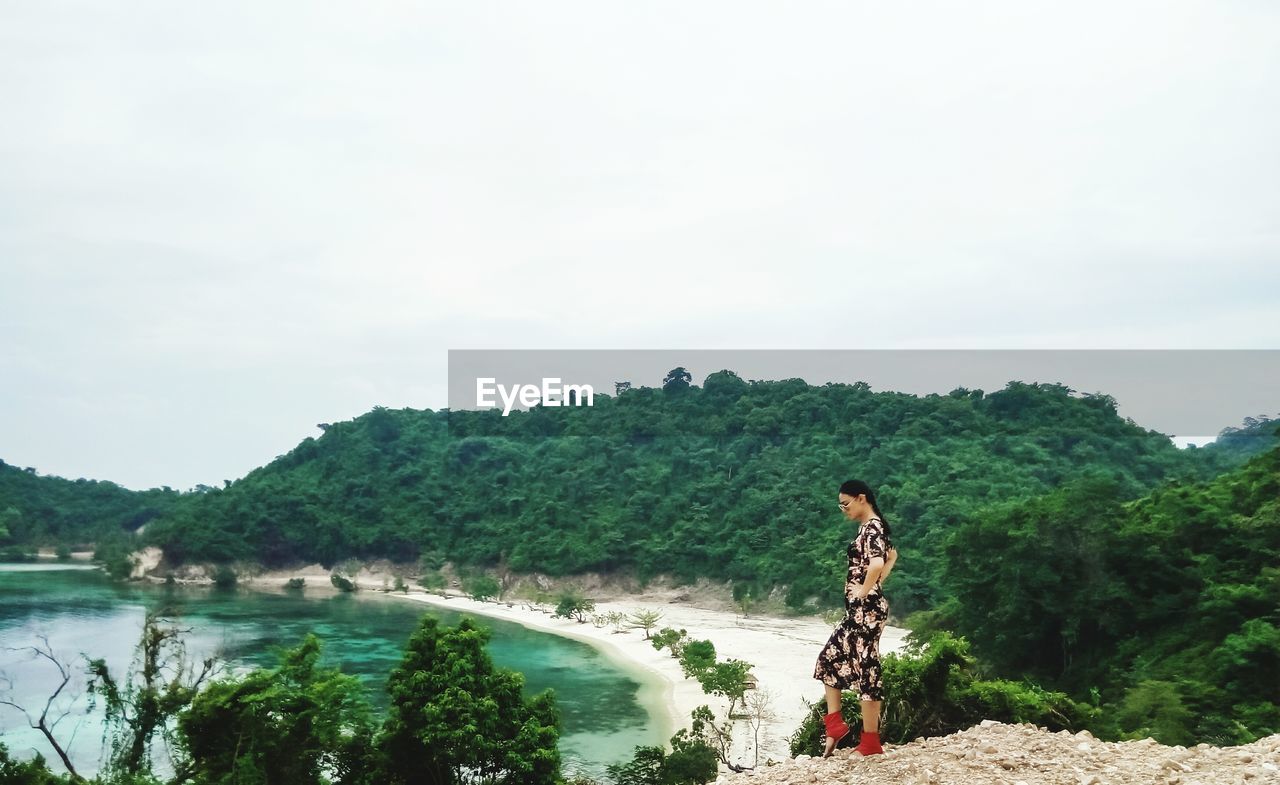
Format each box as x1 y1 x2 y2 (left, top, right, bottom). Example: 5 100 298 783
839 479 893 546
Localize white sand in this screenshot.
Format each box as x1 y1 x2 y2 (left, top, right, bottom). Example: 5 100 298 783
393 591 909 767
133 554 910 765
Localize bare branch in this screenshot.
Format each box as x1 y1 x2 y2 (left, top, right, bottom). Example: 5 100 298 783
0 638 86 782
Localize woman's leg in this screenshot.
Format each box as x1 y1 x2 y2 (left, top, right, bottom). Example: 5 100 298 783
850 607 887 755
861 699 880 732
825 684 842 714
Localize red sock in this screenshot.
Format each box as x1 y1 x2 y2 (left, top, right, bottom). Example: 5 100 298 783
855 730 884 755
823 710 851 741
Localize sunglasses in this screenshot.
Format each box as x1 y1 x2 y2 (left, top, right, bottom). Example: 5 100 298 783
838 500 851 510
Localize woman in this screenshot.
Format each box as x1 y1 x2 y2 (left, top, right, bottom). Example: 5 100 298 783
812 479 898 757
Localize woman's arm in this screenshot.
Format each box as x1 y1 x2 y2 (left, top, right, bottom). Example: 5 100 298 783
853 556 886 599
880 548 898 586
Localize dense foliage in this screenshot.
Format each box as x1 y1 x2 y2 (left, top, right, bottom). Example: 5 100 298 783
81 374 1275 616
939 441 1280 744
0 460 178 550
378 615 561 785
4 375 1274 619
3 614 562 785
788 630 1094 756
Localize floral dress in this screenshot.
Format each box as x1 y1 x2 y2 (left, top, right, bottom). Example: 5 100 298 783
813 517 891 701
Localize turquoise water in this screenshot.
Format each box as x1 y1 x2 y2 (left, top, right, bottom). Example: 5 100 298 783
0 564 665 780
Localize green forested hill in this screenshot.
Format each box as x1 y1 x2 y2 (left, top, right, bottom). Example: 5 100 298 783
122 372 1274 614
2 372 1274 616
0 460 178 551
941 442 1280 743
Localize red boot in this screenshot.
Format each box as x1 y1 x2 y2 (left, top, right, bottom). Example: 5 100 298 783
821 711 852 757
852 729 884 756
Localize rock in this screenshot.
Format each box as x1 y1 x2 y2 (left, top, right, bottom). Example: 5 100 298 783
980 719 999 727
707 729 1280 785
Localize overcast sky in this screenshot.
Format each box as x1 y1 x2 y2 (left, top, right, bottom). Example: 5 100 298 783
2 1 1278 491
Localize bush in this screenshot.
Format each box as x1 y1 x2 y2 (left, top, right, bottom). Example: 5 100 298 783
418 569 447 594
788 631 1095 756
463 575 501 602
553 591 595 623
212 565 237 588
651 627 689 657
285 577 306 590
93 538 136 579
678 640 717 678
379 616 560 784
0 742 64 784
330 574 356 592
1112 679 1196 746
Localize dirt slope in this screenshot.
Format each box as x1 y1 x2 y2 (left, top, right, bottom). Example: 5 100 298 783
712 720 1280 785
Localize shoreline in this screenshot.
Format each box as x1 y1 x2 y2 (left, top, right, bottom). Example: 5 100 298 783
112 551 915 765
389 591 910 766
391 593 683 746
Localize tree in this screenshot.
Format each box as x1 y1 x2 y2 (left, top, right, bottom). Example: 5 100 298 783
0 743 65 785
742 688 777 769
553 591 595 623
607 720 718 785
651 628 689 658
463 574 502 602
626 609 665 640
1114 680 1195 747
377 615 560 785
677 640 716 679
179 634 373 785
604 745 664 785
0 636 84 781
0 506 15 543
731 583 757 617
679 705 738 773
86 611 217 780
696 659 753 719
662 367 693 393
418 569 448 596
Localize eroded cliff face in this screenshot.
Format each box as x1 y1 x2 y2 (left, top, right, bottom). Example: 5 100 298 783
713 720 1280 785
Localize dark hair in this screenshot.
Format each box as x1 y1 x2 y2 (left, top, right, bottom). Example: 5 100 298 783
839 479 893 544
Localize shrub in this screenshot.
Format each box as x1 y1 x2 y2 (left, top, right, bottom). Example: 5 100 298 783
651 627 690 657
212 565 237 588
678 640 717 678
788 631 1094 756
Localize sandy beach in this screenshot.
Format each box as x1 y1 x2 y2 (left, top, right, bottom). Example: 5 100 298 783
392 590 910 767
137 554 912 766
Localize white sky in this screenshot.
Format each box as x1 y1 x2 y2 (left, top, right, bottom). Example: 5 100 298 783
2 1 1278 491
